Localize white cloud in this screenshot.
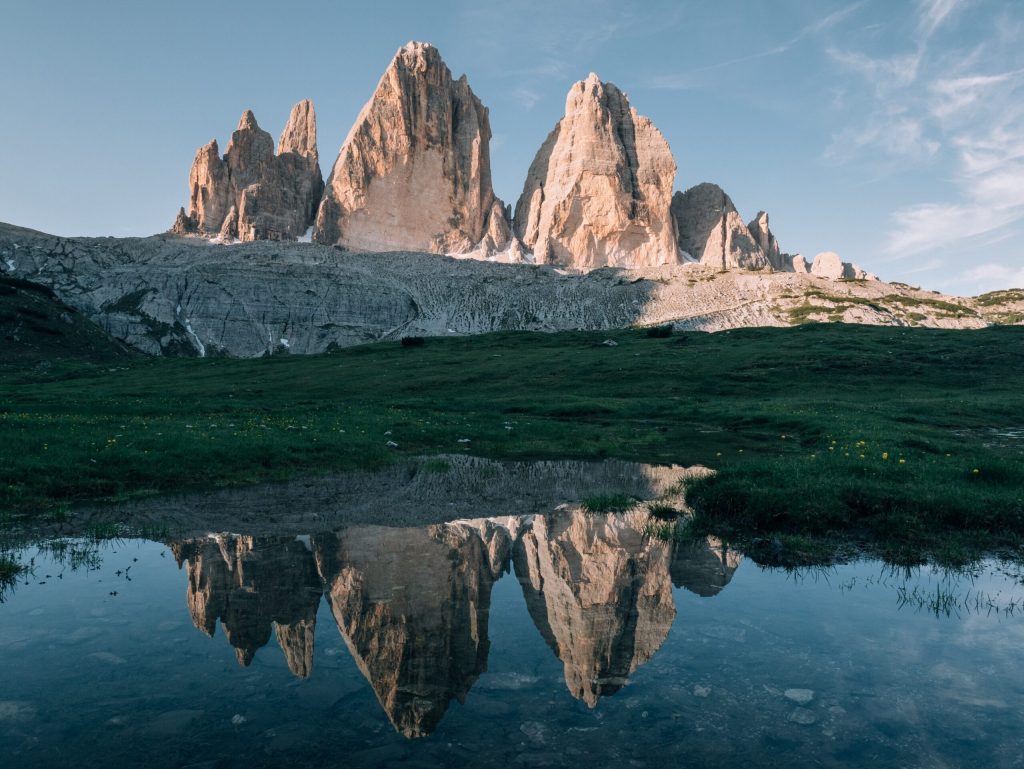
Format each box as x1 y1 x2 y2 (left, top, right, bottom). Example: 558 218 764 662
827 48 922 95
825 0 968 159
885 104 1024 258
648 1 867 90
916 0 966 39
821 0 1024 283
826 109 939 161
957 126 1024 176
885 200 1023 255
902 257 944 275
960 262 1024 289
505 59 569 80
513 87 541 111
929 70 1023 122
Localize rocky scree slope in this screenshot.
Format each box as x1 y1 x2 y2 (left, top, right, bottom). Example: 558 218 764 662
0 222 1009 359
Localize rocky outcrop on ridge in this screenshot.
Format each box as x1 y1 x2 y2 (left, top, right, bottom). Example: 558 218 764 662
155 40 891 280
313 42 509 255
671 183 769 270
811 251 874 281
791 254 810 274
172 101 324 241
513 74 677 269
747 211 784 271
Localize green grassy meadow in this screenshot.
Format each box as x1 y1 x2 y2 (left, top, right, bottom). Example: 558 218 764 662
2 324 1022 561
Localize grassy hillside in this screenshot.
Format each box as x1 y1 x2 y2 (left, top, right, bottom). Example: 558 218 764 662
0 276 134 367
1 324 1022 560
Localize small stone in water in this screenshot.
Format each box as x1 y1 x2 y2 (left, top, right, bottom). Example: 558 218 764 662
0 702 36 722
784 688 815 705
520 721 547 745
693 685 711 698
788 708 818 726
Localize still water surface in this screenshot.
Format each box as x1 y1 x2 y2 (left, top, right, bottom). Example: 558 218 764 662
1 460 1022 768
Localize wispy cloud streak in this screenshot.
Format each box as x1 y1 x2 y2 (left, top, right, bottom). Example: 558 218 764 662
648 0 868 89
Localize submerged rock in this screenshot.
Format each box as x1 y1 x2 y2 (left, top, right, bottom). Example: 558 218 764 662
784 688 815 706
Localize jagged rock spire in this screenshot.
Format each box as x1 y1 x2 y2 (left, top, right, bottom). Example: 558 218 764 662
172 100 324 241
313 42 510 255
748 211 783 270
513 73 678 269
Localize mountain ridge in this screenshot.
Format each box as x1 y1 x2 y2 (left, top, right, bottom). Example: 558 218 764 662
167 42 869 279
1 221 1019 358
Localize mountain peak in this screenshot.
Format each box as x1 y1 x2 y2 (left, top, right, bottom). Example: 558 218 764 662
313 42 508 254
236 109 259 132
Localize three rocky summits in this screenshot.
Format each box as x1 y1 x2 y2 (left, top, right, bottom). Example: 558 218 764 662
172 41 870 280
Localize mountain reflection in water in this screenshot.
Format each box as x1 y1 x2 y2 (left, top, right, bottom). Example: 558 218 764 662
170 509 738 737
4 458 1023 769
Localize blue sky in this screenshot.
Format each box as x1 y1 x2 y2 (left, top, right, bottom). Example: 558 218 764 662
2 0 1023 294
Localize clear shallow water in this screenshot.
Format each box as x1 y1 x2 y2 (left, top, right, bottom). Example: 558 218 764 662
2 464 1023 768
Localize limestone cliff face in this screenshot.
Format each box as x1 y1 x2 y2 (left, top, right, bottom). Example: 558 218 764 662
313 42 509 255
672 183 768 270
174 535 322 677
313 521 510 738
512 508 676 707
748 211 784 271
172 101 324 241
513 74 678 270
